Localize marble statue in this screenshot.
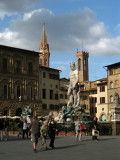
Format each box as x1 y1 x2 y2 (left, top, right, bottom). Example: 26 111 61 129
114 93 119 106
62 102 74 122
21 106 32 123
67 62 79 107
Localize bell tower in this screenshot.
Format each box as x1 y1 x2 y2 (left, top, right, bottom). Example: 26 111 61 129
39 25 50 67
76 50 89 82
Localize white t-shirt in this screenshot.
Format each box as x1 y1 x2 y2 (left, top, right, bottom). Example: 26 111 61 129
23 122 27 130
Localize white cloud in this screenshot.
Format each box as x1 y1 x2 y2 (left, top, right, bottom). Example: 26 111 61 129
0 7 120 56
115 24 120 33
0 0 41 18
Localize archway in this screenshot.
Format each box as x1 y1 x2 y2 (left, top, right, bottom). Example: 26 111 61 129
101 114 106 121
16 108 22 116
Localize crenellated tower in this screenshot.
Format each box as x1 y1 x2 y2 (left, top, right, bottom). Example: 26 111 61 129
76 50 89 82
39 25 50 67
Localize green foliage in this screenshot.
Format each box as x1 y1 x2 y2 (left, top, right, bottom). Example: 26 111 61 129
56 123 75 133
8 120 19 131
98 123 112 135
56 122 112 135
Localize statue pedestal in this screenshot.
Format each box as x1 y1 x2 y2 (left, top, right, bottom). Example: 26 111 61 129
111 105 120 121
111 105 120 135
111 121 120 135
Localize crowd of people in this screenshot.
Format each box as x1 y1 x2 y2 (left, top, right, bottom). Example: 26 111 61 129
0 116 98 153
0 118 9 141
0 116 57 153
75 116 98 142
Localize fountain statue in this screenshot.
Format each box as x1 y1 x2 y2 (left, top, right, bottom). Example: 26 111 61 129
21 106 32 123
55 62 85 123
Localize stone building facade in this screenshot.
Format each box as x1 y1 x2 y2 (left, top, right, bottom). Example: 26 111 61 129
59 78 69 108
0 45 41 116
39 65 60 116
104 62 120 121
96 78 108 121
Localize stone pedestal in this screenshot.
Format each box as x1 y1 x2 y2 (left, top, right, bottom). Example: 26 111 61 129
111 105 120 121
112 121 120 135
111 105 120 135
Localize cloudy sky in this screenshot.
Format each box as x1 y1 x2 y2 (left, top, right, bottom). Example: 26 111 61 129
0 0 120 80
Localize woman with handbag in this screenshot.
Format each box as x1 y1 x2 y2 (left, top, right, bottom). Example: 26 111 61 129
79 122 86 142
92 116 98 141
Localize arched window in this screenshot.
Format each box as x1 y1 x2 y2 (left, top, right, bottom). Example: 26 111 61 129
84 59 86 70
115 80 119 88
16 108 22 116
28 62 33 75
110 81 113 88
110 115 113 121
110 95 113 103
3 109 8 116
44 59 47 66
2 58 7 72
17 86 21 100
49 104 54 110
42 104 47 110
78 59 81 71
101 114 106 121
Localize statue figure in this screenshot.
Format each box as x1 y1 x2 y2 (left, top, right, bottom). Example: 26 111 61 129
62 102 74 122
21 106 32 123
114 93 119 106
67 62 79 107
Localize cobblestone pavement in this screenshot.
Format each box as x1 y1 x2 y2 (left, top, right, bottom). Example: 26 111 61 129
0 135 120 160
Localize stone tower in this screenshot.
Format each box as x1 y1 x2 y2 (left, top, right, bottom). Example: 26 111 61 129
76 50 89 82
39 25 50 67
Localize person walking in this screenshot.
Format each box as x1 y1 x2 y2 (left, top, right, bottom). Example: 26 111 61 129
30 116 40 153
40 121 48 151
92 116 98 141
0 119 4 141
23 120 28 139
48 118 56 149
75 119 80 141
4 118 9 141
17 120 23 138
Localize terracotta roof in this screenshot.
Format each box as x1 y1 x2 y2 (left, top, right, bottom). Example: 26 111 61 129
104 62 120 67
97 81 107 85
97 78 107 81
60 78 69 81
89 87 97 91
80 87 97 92
39 65 61 71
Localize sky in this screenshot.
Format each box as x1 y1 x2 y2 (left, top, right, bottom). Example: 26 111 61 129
0 0 120 81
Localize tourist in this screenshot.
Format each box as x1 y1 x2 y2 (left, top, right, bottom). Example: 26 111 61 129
40 121 48 151
4 118 9 141
79 121 86 142
92 116 98 141
17 119 23 138
48 118 57 149
75 118 80 141
30 116 40 153
23 120 28 139
0 119 4 141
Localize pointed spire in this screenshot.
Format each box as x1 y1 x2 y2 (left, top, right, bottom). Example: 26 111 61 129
39 24 50 67
39 24 49 53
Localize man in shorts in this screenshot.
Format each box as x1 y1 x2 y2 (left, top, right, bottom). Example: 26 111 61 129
30 116 40 153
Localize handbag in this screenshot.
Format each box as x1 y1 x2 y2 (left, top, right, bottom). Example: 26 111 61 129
80 124 86 131
92 129 99 136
